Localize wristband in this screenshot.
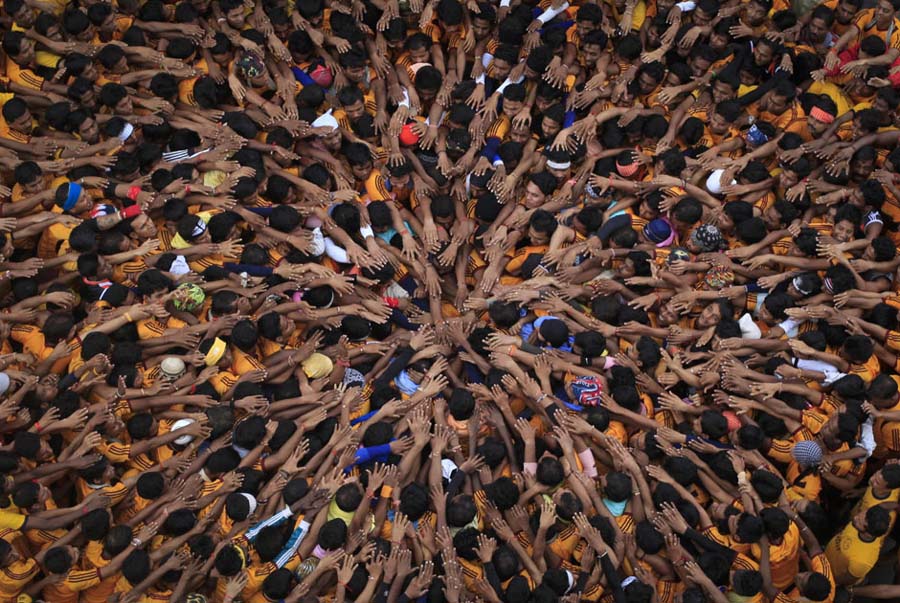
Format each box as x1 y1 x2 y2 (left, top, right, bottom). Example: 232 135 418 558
35 422 42 433
336 359 350 367
120 204 143 219
131 538 143 547
382 296 400 308
127 186 141 201
380 485 393 498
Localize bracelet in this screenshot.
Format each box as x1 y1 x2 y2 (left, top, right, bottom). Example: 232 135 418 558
336 359 350 367
123 313 133 322
365 490 375 499
131 538 143 547
120 204 143 219
536 394 548 404
508 345 516 355
35 421 42 433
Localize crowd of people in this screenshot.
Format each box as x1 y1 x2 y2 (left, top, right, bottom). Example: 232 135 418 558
4 0 900 601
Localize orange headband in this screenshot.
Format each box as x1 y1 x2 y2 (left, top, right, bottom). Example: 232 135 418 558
809 106 835 124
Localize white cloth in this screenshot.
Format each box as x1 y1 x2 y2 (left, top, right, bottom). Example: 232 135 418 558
794 358 845 385
738 313 762 339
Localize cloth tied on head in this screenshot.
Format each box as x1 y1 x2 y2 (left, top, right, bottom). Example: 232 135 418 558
301 352 333 379
205 337 227 366
792 275 815 297
691 224 724 252
809 106 835 124
744 123 769 147
118 122 135 142
192 218 208 238
312 111 339 132
63 182 82 211
239 493 258 515
792 440 824 466
644 218 674 247
571 375 604 407
546 159 571 170
237 53 264 78
702 264 735 290
615 161 639 177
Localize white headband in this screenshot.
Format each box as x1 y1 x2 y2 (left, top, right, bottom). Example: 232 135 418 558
191 219 208 238
546 160 571 170
117 122 135 142
240 493 258 515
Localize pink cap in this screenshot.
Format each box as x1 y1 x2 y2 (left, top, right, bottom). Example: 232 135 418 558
399 122 420 147
309 64 333 88
723 410 741 432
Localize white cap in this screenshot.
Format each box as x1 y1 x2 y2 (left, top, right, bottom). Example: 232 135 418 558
171 419 195 446
0 373 9 395
738 313 762 339
441 458 459 481
160 357 186 380
309 227 326 256
168 255 190 275
312 111 338 132
705 169 736 195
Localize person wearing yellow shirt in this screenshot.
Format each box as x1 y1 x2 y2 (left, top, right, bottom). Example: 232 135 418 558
0 539 39 603
866 376 900 454
40 520 159 603
825 505 893 585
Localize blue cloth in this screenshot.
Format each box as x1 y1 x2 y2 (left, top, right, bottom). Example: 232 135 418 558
350 410 377 426
291 66 317 86
481 136 502 160
394 370 419 396
63 182 82 211
275 521 309 568
746 281 767 293
246 505 293 541
519 320 574 353
603 498 628 517
352 443 392 466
